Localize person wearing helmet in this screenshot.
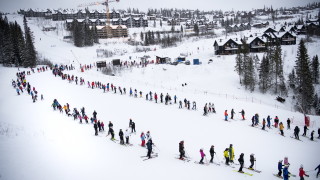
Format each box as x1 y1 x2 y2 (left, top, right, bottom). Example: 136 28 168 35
278 160 284 177
224 148 230 165
209 145 216 163
249 154 255 169
119 129 124 145
179 141 185 160
199 148 206 164
238 153 244 173
229 144 235 163
299 165 309 179
140 132 146 147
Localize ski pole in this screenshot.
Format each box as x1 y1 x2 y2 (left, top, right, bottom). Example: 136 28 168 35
205 156 208 164
153 144 160 152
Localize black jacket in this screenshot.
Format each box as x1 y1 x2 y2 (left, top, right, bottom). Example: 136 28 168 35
238 154 244 164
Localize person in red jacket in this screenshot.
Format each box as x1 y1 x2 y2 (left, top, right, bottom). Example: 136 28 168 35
224 110 228 121
299 165 309 180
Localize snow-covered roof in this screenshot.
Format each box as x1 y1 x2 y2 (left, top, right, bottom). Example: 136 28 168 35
296 25 304 30
246 36 266 44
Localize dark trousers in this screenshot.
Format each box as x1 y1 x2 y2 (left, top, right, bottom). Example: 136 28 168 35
95 129 98 136
132 127 136 133
280 130 284 136
262 124 265 130
126 137 129 144
120 137 124 144
278 170 282 176
147 149 152 158
200 157 204 164
295 133 299 139
225 157 229 165
210 154 214 162
249 161 254 168
239 162 244 171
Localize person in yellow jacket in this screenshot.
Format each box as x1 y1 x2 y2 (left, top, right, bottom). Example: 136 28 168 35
224 148 230 165
229 144 235 163
63 105 68 115
279 122 284 136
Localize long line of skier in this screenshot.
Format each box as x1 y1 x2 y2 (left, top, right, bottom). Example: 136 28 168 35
10 65 320 179
52 64 320 142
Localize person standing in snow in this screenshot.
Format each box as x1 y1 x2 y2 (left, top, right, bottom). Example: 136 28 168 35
209 145 216 163
192 101 196 110
119 129 124 145
199 149 206 164
131 121 136 133
179 141 185 160
267 115 272 128
238 153 244 173
160 93 163 103
203 103 208 115
93 110 97 119
129 119 133 128
229 144 234 163
108 121 113 135
287 118 291 130
94 123 98 136
125 129 130 144
310 130 315 141
146 139 153 159
299 165 309 180
254 113 259 125
179 100 182 109
274 116 279 128
231 109 235 119
249 154 255 169
262 118 266 130
109 127 115 140
278 160 284 177
174 95 177 104
283 165 289 180
224 110 228 121
224 148 230 165
101 121 104 131
302 125 308 136
140 132 146 147
279 122 285 136
154 93 158 103
239 109 245 120
294 126 300 140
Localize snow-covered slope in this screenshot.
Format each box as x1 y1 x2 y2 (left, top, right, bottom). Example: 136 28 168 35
0 12 319 180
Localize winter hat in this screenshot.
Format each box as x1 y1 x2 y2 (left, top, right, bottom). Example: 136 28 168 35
300 164 304 168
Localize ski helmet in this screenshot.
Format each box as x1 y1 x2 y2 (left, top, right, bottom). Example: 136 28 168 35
300 164 303 168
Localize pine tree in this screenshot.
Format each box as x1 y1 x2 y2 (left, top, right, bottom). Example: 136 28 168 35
140 31 144 42
160 19 162 27
259 55 270 93
1 16 14 66
242 43 255 91
235 46 243 84
11 21 26 66
311 55 319 84
295 39 314 113
273 44 285 94
288 69 296 89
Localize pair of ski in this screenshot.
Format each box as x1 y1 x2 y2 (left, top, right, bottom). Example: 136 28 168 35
290 136 303 142
273 173 296 178
141 153 158 161
233 170 253 176
176 156 191 162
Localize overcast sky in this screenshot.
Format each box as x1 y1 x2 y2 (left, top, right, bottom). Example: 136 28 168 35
0 0 319 13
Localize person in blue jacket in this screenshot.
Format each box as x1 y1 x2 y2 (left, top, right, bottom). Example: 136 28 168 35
278 160 283 177
283 165 289 180
316 164 320 178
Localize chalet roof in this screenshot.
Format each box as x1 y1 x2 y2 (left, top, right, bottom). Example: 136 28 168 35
296 25 305 30
272 31 296 38
246 36 267 44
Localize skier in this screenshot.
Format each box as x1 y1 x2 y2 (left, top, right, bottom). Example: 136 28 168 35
94 123 98 136
203 103 208 116
287 118 291 130
231 109 235 119
310 130 315 141
283 165 289 180
108 121 113 135
249 154 255 169
93 110 97 119
294 126 300 140
262 118 266 130
254 113 259 125
192 101 196 110
302 125 308 136
179 141 185 160
160 93 163 103
199 148 206 164
240 109 245 120
101 121 104 131
238 153 244 173
174 95 177 104
125 129 130 144
274 116 279 128
179 100 182 109
131 121 136 133
315 164 320 178
251 116 255 127
146 131 151 140
267 115 272 128
154 93 158 103
209 145 216 163
229 144 234 163
278 160 284 177
140 132 146 147
119 129 124 145
129 119 133 128
109 127 115 140
224 110 228 121
211 103 216 113
279 122 284 136
146 139 153 159
224 148 230 165
97 121 101 131
299 165 309 180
